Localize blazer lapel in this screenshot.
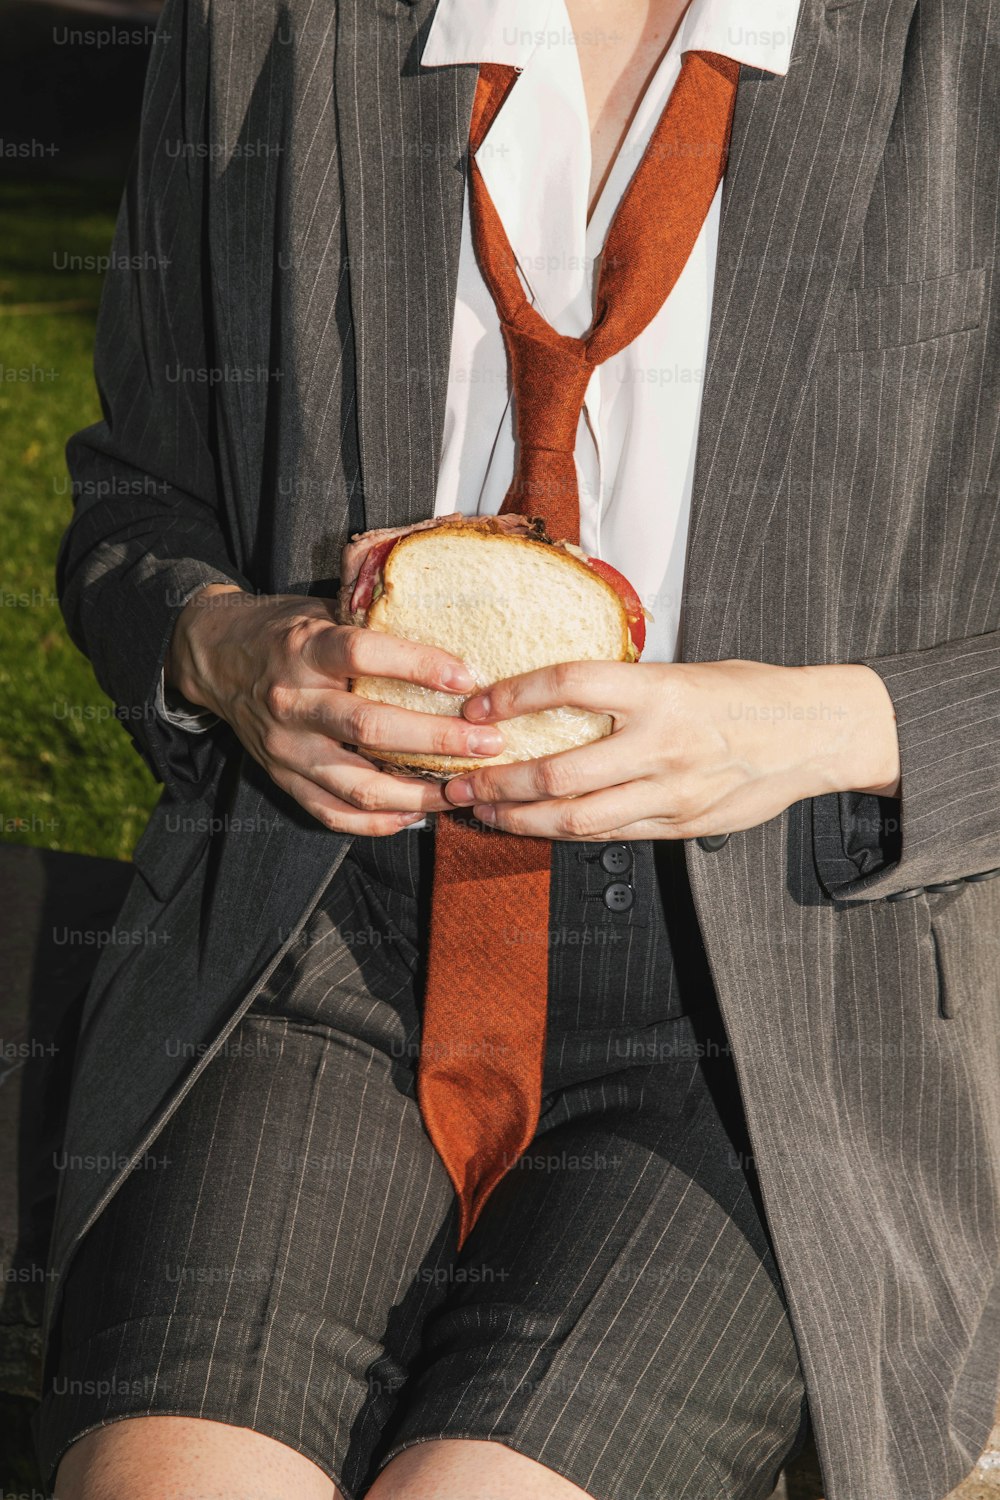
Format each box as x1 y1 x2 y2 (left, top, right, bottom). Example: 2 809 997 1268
681 0 919 663
335 0 476 533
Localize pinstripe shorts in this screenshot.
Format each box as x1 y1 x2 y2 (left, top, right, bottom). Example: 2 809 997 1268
36 826 809 1500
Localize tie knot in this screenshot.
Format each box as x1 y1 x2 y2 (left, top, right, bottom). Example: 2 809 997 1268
501 321 592 453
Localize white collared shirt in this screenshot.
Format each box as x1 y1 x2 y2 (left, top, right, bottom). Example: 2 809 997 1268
422 0 802 663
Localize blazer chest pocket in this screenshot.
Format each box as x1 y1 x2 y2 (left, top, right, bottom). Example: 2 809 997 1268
828 266 986 353
927 878 1000 1020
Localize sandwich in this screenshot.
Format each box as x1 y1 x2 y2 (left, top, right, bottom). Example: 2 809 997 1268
336 512 649 779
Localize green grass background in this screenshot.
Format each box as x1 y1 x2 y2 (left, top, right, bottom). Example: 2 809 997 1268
0 180 159 861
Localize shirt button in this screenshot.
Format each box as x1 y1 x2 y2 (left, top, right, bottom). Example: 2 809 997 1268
600 844 632 874
603 881 634 912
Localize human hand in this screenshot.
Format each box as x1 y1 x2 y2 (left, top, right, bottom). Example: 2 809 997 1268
441 657 900 840
164 585 505 835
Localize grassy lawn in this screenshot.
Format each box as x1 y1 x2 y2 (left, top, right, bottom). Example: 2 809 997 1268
0 179 159 861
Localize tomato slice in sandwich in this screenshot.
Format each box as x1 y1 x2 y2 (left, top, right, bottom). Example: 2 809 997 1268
584 557 646 656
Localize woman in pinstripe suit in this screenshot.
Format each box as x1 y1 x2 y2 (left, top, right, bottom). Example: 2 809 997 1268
38 0 1000 1496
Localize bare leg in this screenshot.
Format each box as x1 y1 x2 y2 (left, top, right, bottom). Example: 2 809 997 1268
53 1413 339 1500
366 1437 595 1500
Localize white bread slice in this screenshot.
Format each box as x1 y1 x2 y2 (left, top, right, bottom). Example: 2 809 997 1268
351 526 630 778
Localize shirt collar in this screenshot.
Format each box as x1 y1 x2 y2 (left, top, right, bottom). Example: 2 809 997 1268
676 0 802 75
420 0 556 71
421 0 803 77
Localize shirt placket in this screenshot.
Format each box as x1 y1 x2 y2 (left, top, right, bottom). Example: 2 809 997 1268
579 366 605 559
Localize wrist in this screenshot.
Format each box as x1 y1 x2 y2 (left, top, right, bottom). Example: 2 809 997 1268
165 584 245 713
803 663 901 799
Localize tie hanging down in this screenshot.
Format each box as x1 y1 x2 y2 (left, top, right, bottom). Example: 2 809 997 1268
418 51 741 1248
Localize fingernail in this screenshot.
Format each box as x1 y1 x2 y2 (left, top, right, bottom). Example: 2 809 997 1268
397 813 426 826
448 778 475 804
474 804 496 825
467 730 503 755
441 666 475 691
464 694 491 719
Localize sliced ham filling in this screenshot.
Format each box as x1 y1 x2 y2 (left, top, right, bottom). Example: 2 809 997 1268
349 535 398 616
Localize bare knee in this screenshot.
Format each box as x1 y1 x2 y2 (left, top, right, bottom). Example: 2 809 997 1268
366 1437 594 1500
52 1413 340 1500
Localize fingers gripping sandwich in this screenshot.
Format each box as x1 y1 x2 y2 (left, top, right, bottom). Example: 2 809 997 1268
336 513 649 779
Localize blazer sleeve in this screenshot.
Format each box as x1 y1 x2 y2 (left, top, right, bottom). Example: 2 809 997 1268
57 0 252 798
811 630 1000 902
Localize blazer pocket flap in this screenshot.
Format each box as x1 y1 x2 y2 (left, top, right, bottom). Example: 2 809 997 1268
830 266 986 353
131 796 213 902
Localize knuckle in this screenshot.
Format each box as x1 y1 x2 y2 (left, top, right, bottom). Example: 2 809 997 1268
437 722 469 757
264 680 296 722
537 756 573 798
316 805 348 833
419 649 447 684
557 802 598 838
552 660 582 697
258 724 285 763
338 628 367 674
346 702 382 747
488 807 517 834
286 613 325 658
347 778 388 814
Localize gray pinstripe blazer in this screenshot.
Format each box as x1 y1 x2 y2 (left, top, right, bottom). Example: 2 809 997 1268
48 1 1000 1496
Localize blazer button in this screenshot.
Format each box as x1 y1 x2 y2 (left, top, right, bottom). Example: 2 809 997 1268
697 833 730 852
600 843 633 874
925 880 966 893
603 881 634 912
966 866 1000 882
886 885 925 901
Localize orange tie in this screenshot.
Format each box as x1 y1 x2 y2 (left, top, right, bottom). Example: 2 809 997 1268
418 52 741 1248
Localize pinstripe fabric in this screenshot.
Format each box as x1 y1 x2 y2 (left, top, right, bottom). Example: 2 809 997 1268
35 833 808 1500
44 1 1000 1498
